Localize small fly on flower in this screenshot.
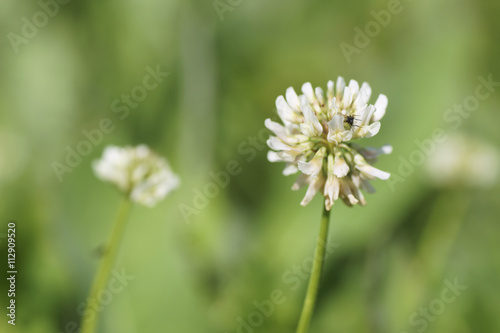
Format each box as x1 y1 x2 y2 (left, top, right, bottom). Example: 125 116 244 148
345 115 358 128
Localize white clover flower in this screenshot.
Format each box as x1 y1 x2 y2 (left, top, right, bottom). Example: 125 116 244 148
426 133 499 188
93 145 180 206
265 77 391 210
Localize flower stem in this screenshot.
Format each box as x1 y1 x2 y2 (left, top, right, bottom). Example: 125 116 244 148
81 198 132 333
296 202 331 333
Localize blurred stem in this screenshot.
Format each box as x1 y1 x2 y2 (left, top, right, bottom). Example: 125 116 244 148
81 198 132 333
415 190 469 284
296 202 331 333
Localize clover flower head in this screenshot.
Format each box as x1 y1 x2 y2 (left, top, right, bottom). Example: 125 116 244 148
265 77 391 210
93 145 180 206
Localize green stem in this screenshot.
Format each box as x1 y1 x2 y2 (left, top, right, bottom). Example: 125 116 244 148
81 198 132 333
415 190 469 284
296 202 331 333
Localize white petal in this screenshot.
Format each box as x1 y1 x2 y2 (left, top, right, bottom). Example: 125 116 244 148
381 145 393 154
301 82 315 103
354 106 376 138
267 151 281 162
297 160 318 175
333 156 350 178
339 179 358 205
276 96 297 123
266 137 294 151
348 80 360 97
264 118 285 135
329 114 345 132
278 150 301 162
300 174 325 207
315 87 325 107
283 164 298 176
336 76 345 98
327 80 334 100
286 87 301 111
357 164 391 180
300 104 323 136
359 105 376 127
351 182 366 206
324 175 339 211
342 87 353 107
365 122 381 138
93 146 130 191
328 176 339 201
327 114 352 143
299 95 309 108
330 130 353 144
330 97 340 114
264 118 298 144
354 154 390 180
326 153 335 174
283 122 301 136
355 82 372 106
373 94 388 121
298 148 326 176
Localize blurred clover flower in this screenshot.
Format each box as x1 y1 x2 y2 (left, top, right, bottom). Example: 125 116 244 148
426 133 499 188
93 144 180 206
82 144 179 333
266 77 391 210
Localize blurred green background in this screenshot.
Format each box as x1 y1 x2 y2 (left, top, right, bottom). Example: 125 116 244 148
1 0 500 332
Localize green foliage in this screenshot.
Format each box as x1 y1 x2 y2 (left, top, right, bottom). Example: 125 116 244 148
1 0 499 332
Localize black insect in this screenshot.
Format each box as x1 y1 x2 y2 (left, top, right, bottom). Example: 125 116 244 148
345 115 357 127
